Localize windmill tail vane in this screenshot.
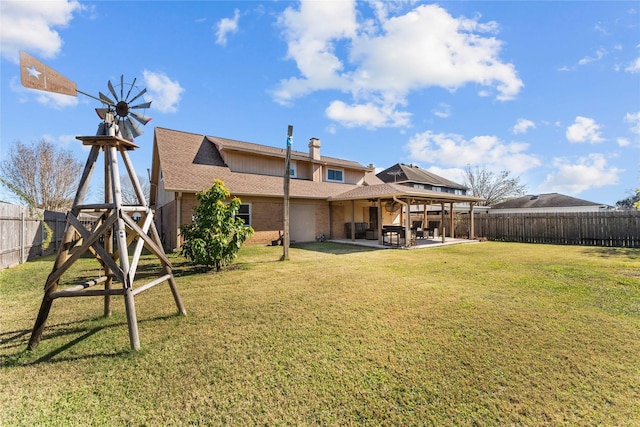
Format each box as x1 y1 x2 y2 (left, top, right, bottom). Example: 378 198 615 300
19 50 152 141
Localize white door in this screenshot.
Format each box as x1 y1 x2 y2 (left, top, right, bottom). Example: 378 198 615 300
290 203 316 242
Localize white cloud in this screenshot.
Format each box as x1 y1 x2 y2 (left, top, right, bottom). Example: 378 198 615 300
541 153 622 194
405 131 541 175
425 166 467 185
566 116 604 143
625 57 640 73
512 118 535 134
325 100 410 128
142 70 185 113
215 9 240 46
578 48 606 65
0 0 83 63
617 137 630 147
274 1 522 129
624 112 640 134
433 103 451 119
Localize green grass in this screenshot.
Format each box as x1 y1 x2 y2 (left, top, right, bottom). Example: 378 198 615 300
1 242 639 426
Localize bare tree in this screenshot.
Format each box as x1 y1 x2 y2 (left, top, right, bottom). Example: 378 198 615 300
120 174 150 205
463 165 527 206
0 139 83 211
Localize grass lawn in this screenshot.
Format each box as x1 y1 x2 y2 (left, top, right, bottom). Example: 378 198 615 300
1 241 639 426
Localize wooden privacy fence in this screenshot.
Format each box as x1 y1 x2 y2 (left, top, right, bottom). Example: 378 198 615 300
450 211 640 248
0 203 67 270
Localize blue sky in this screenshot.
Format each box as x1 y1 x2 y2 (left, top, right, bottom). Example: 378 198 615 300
1 0 638 206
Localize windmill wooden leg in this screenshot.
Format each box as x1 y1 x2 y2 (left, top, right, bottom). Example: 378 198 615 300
149 221 186 315
27 147 100 351
103 153 113 317
27 294 54 350
109 145 140 350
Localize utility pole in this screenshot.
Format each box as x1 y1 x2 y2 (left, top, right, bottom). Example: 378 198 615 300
281 125 293 261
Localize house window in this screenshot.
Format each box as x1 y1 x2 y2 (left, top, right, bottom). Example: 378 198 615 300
327 168 344 183
414 184 425 189
289 161 297 178
237 203 251 226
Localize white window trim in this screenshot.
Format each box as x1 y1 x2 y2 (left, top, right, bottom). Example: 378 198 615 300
290 161 297 178
326 167 344 183
238 203 252 226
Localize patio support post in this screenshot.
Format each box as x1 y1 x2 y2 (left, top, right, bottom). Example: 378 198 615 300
405 198 412 247
351 200 355 241
469 202 475 239
440 202 445 243
449 202 454 238
377 198 383 245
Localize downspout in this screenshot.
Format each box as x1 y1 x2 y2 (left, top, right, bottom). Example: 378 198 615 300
176 191 182 250
393 196 410 247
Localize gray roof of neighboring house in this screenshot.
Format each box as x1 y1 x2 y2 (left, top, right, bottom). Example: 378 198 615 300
377 163 467 190
491 193 605 209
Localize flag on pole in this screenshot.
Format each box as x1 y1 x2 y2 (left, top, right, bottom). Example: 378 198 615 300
19 51 77 97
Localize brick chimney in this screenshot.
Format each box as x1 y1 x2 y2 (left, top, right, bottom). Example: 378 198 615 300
308 137 321 160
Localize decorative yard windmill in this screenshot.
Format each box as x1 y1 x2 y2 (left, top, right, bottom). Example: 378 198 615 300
19 51 186 351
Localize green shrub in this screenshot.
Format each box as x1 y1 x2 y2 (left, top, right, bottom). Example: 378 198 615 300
180 179 254 271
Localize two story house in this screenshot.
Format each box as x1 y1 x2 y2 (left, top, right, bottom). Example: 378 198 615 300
150 127 482 250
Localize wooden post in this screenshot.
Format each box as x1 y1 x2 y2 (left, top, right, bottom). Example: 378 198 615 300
440 202 446 243
449 202 454 238
28 145 100 350
103 145 113 317
377 199 383 245
351 200 355 241
469 202 475 239
282 125 293 261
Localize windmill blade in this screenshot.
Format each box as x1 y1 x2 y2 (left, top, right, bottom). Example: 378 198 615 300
130 111 152 125
130 101 151 110
120 75 124 100
119 119 133 141
99 92 115 106
124 77 136 101
124 117 144 138
107 80 119 101
128 87 147 104
95 108 109 119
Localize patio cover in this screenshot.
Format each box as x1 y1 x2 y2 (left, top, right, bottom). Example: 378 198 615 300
330 183 484 246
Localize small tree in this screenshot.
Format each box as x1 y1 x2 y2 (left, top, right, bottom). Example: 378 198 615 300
0 139 82 211
180 179 254 271
616 190 640 210
463 165 527 206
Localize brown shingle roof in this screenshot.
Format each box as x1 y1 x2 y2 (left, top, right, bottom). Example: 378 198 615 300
491 193 605 209
153 127 368 198
207 136 370 170
330 183 483 203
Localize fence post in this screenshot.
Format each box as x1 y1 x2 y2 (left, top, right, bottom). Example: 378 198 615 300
20 211 25 264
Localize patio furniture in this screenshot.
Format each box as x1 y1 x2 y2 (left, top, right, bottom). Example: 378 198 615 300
412 221 425 239
382 225 404 246
345 222 369 239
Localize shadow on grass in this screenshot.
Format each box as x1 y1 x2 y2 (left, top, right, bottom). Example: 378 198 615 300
291 241 379 255
582 247 640 260
1 313 182 367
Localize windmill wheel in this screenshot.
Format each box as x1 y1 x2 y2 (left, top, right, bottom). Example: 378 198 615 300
97 75 152 141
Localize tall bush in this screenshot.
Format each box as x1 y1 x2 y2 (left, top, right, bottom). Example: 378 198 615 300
180 179 254 271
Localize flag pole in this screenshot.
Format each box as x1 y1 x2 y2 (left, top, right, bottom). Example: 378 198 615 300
281 125 293 261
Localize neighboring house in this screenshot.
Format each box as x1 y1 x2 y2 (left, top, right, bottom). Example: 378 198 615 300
150 127 482 250
487 193 613 214
377 163 468 195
